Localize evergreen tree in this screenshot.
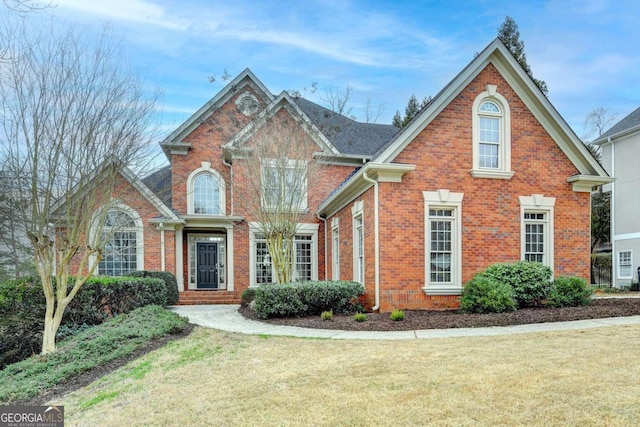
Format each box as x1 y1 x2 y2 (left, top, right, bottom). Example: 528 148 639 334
498 16 548 96
393 94 432 128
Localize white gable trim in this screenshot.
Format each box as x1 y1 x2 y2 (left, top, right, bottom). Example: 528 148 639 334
161 69 274 147
374 39 609 180
223 91 340 157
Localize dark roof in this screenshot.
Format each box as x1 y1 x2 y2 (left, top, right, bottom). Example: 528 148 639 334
142 165 172 208
600 106 640 140
293 97 398 156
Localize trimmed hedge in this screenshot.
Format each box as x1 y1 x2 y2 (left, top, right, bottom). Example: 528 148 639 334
0 274 168 368
460 274 517 313
254 280 364 319
128 270 179 305
546 276 592 308
481 261 553 308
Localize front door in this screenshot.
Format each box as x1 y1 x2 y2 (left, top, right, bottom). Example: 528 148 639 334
197 242 218 289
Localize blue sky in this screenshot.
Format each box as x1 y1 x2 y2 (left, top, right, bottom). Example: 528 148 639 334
26 1 640 154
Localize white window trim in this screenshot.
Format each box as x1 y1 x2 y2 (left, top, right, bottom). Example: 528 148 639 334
187 161 226 215
248 222 318 287
471 85 514 179
331 217 340 281
617 250 633 279
423 190 463 295
352 201 364 284
89 202 144 274
519 194 555 271
260 158 308 212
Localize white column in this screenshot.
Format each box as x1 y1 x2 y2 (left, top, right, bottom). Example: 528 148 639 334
226 225 234 292
175 226 184 291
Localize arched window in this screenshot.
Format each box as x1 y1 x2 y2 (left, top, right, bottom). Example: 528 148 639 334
193 173 220 214
478 101 502 169
98 209 142 276
471 85 513 179
187 162 226 215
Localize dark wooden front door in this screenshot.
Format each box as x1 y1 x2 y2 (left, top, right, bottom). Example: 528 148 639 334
197 242 218 289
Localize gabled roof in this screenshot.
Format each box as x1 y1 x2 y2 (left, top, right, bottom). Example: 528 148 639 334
141 165 172 208
222 91 341 157
160 68 274 157
293 97 398 157
372 38 609 180
594 106 640 143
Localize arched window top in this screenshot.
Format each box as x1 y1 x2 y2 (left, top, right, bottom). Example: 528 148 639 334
104 210 136 228
479 101 501 114
187 162 226 215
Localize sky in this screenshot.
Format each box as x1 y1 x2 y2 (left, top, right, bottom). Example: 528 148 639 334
12 0 640 166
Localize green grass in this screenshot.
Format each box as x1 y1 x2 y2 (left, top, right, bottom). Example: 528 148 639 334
0 305 188 403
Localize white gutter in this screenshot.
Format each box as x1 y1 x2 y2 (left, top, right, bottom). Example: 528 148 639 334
362 171 380 311
610 137 616 287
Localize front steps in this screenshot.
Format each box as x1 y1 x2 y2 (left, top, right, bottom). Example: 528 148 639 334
176 290 241 305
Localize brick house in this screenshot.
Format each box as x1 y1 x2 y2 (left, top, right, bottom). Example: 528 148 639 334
96 39 611 310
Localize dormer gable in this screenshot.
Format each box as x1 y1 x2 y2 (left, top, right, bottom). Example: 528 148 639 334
160 68 274 157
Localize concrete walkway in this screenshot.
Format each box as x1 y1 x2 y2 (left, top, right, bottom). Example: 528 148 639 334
169 304 640 340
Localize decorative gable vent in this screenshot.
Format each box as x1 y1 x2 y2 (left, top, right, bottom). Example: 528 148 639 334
236 92 260 116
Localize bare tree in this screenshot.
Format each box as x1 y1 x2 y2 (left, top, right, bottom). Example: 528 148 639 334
322 84 355 119
229 106 323 284
0 19 158 354
362 98 384 124
582 107 618 144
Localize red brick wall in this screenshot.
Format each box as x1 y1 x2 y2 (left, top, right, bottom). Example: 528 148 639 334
68 172 174 276
172 88 354 294
328 64 590 311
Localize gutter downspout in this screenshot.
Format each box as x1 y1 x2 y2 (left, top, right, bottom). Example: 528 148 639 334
223 158 234 216
317 213 328 281
362 171 380 311
610 137 616 287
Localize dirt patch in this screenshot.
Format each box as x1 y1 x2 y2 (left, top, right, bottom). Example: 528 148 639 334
238 297 640 331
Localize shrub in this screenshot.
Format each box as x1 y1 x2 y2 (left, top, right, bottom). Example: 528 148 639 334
460 274 517 314
353 312 367 322
254 281 364 319
546 276 592 308
320 310 333 321
128 271 179 305
481 261 553 308
390 309 405 321
241 288 257 304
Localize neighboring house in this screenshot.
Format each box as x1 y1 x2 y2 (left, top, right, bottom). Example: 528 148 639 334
84 38 611 310
594 107 640 287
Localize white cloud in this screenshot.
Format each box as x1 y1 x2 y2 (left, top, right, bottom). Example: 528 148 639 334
53 0 189 30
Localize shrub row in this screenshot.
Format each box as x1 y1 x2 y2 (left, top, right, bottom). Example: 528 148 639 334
254 281 364 319
461 261 592 313
0 272 176 369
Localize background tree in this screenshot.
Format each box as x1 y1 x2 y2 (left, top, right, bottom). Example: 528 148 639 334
498 16 548 96
582 107 617 284
392 94 432 128
229 108 323 284
0 18 158 354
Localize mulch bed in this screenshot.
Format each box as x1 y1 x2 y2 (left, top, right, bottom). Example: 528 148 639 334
238 297 640 331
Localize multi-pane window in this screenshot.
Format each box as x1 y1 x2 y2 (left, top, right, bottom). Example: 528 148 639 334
524 212 546 263
429 209 454 283
253 234 313 284
478 101 501 169
193 174 220 214
619 251 632 279
332 226 340 280
99 210 138 276
294 235 312 281
254 235 273 284
261 159 307 211
354 215 364 283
